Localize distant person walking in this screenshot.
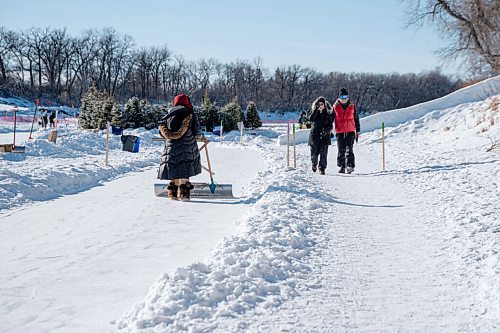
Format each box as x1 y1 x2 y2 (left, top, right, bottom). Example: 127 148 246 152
158 94 207 201
333 88 360 174
298 111 307 129
308 96 333 175
41 110 48 129
49 111 56 128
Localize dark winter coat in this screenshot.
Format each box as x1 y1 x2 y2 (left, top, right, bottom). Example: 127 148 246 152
298 113 307 124
157 105 202 180
308 97 333 146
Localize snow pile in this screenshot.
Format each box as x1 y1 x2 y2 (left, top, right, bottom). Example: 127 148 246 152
361 75 500 132
0 121 286 212
0 103 30 112
276 128 310 145
117 156 330 331
0 128 163 211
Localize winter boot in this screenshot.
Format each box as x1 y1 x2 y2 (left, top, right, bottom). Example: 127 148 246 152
185 181 194 199
319 167 325 175
338 167 346 174
178 184 190 201
346 166 354 174
167 181 178 200
312 165 317 172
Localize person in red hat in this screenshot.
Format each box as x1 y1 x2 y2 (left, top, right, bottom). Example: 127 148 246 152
158 94 207 200
333 88 360 174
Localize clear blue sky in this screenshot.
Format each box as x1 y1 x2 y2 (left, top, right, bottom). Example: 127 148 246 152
0 0 459 76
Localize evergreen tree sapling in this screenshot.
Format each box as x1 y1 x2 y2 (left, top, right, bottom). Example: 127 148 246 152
245 101 262 129
78 87 95 129
111 103 122 127
99 97 113 129
144 104 166 130
78 85 119 129
220 97 242 132
199 90 219 132
123 97 144 129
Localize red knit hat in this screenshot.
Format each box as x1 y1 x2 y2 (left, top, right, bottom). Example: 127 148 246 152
173 94 193 110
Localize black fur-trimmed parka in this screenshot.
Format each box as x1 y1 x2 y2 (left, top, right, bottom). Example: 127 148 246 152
157 97 202 180
308 96 333 146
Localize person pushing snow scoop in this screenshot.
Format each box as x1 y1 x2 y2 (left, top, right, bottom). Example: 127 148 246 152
153 93 234 200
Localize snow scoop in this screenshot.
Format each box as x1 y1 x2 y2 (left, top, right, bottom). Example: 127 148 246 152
153 138 234 199
202 141 217 193
154 182 234 199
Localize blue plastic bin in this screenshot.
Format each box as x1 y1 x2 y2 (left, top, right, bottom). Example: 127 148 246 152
111 126 123 135
212 126 224 136
133 137 140 152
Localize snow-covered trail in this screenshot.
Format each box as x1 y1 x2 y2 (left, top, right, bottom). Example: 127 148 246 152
0 146 266 333
229 136 498 332
310 147 471 330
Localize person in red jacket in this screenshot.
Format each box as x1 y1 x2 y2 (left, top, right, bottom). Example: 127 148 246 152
333 88 360 174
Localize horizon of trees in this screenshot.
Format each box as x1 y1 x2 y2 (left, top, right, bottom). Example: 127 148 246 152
0 26 467 114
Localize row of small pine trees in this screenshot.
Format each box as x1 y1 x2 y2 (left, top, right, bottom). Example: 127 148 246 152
199 91 262 132
78 86 262 131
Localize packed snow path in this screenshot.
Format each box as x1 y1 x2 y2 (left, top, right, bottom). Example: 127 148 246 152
239 143 498 332
0 145 266 333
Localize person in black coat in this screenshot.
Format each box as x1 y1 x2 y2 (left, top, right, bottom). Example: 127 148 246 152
298 111 307 129
158 94 207 200
41 110 48 129
49 111 56 128
308 96 333 175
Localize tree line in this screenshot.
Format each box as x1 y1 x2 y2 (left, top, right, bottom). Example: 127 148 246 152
0 26 464 114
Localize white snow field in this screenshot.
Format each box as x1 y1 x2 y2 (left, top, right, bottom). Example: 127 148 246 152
1 76 499 332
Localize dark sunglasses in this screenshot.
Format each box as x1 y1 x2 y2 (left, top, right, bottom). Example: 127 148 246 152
339 95 349 99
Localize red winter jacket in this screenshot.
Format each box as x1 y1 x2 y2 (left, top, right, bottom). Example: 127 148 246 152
333 101 358 134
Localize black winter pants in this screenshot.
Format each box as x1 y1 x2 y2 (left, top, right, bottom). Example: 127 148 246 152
336 132 355 168
310 142 329 170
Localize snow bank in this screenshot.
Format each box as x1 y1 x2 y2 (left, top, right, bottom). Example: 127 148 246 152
117 153 329 332
0 128 163 211
0 103 30 112
0 123 286 212
276 128 310 145
361 75 500 132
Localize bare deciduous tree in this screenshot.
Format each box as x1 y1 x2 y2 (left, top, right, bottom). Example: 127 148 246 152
403 0 499 76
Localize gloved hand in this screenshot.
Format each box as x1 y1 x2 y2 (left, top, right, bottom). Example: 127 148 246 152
355 132 359 143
